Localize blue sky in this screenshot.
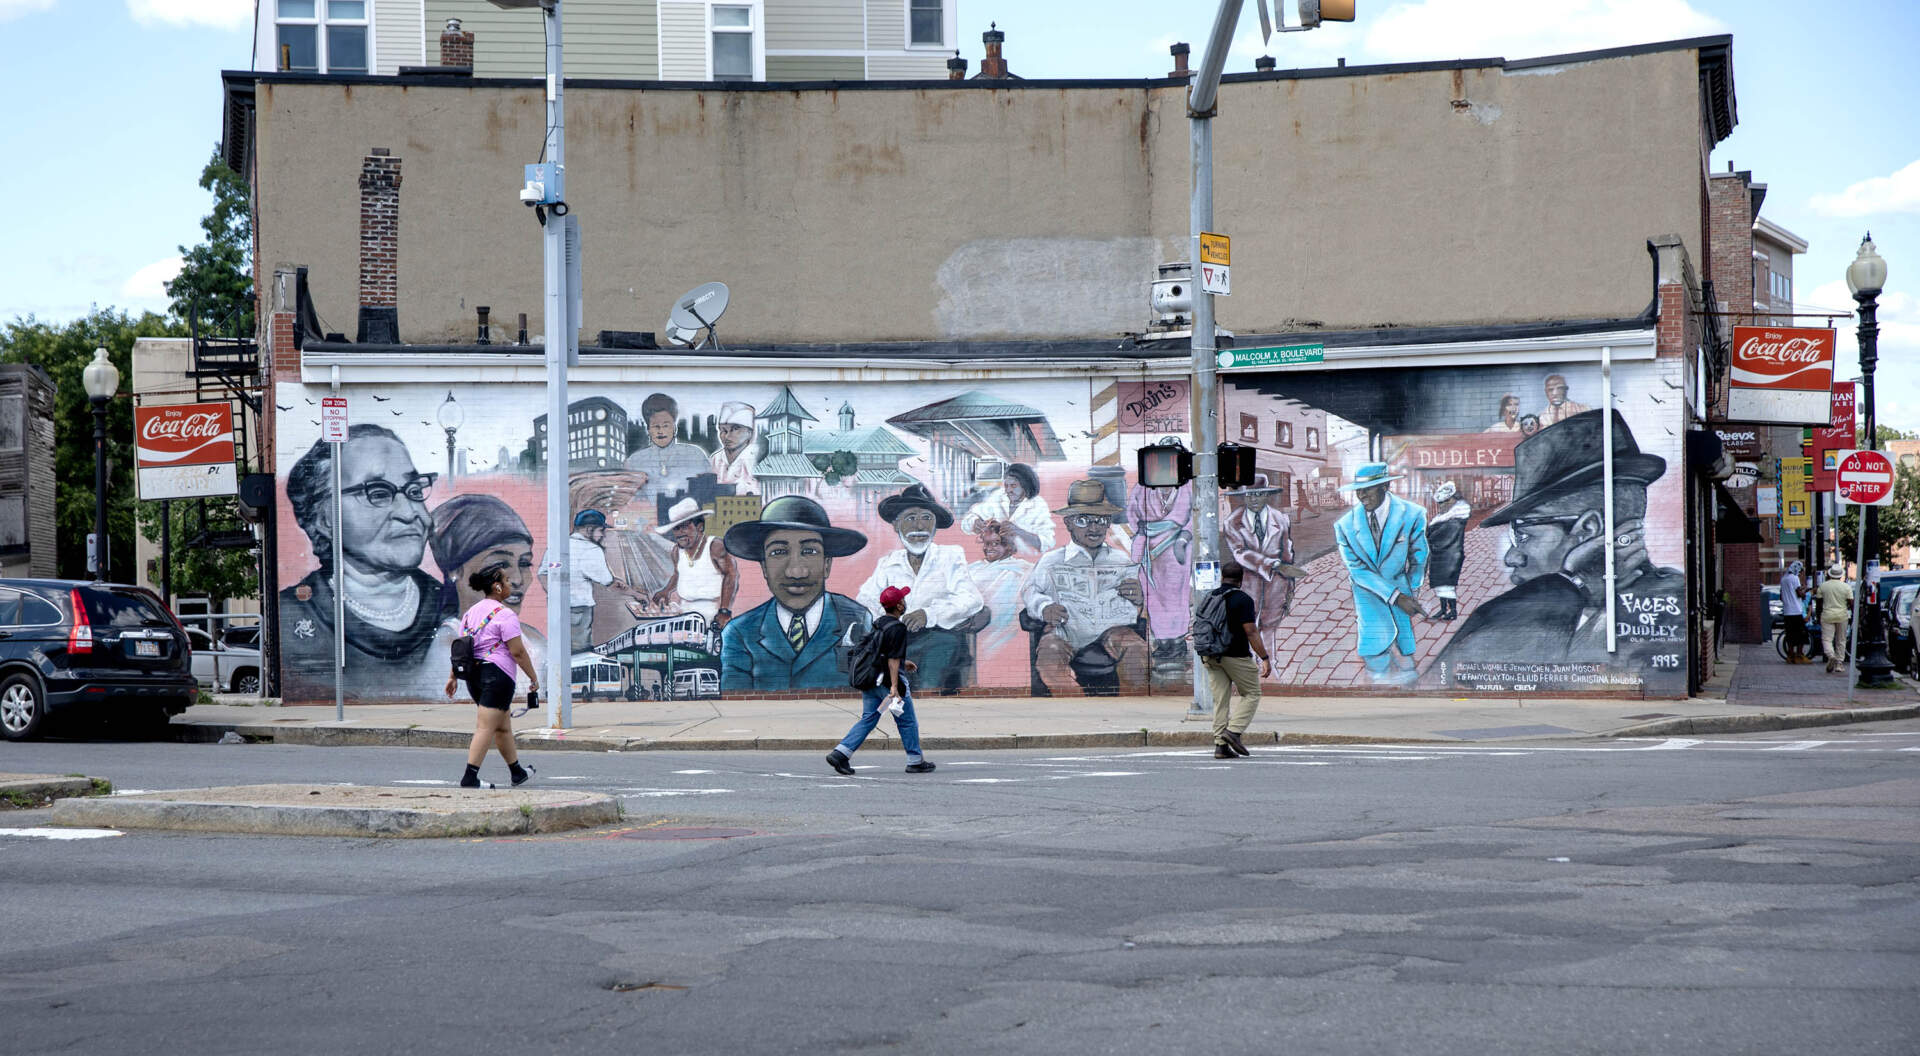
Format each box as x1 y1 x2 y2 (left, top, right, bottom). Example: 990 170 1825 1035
2 0 1915 428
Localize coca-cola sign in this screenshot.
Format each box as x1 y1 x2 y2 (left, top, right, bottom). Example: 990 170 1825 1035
1727 325 1840 426
135 403 235 467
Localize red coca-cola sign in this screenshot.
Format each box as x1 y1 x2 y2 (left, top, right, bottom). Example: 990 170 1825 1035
1730 326 1837 391
135 403 235 467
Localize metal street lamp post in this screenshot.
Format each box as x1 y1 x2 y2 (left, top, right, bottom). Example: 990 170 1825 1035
438 390 464 479
1845 234 1896 688
81 347 121 581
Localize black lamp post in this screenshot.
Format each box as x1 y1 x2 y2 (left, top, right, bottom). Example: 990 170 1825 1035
81 347 121 581
437 390 463 479
1846 234 1896 688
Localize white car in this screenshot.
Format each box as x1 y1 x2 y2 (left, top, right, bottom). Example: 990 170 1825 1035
185 627 263 695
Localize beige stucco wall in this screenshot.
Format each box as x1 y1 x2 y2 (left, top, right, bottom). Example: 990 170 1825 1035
252 45 1707 345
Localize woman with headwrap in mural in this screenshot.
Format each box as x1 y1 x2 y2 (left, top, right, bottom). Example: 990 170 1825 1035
422 495 548 696
1426 480 1471 621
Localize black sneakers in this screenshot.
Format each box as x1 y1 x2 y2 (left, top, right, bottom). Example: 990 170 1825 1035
826 750 856 775
511 764 535 787
905 761 936 773
1214 744 1236 759
1222 729 1250 757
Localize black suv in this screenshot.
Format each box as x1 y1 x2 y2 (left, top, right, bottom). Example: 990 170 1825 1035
0 580 195 740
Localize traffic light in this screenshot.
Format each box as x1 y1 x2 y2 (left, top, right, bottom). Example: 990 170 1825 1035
1137 439 1193 488
1217 443 1258 489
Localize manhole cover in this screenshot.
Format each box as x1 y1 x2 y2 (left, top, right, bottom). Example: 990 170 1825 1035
620 827 757 841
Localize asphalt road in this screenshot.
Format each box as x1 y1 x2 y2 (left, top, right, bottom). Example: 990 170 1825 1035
2 722 1916 1056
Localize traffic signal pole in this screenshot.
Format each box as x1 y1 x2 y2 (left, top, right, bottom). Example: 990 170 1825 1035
1185 0 1242 717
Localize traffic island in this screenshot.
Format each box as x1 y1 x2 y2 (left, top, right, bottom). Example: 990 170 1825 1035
47 785 620 838
0 773 110 809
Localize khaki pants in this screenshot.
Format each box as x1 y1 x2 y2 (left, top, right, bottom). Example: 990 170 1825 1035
1821 620 1848 668
1203 654 1261 745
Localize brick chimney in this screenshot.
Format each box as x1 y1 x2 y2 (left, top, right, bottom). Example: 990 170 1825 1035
357 149 401 343
1169 42 1191 81
440 18 474 68
947 53 968 80
976 23 1010 79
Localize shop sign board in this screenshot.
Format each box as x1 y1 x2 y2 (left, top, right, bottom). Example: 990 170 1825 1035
135 402 237 501
1727 325 1838 425
1809 383 1857 491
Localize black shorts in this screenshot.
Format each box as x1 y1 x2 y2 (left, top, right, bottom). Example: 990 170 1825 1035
1784 614 1807 647
469 665 517 711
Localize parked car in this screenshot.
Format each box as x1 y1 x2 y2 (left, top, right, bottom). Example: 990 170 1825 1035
1761 586 1782 640
1887 583 1918 674
221 624 260 649
0 579 196 740
185 627 263 694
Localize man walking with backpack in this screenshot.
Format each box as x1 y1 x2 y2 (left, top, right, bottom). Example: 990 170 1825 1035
1195 562 1272 759
827 585 937 775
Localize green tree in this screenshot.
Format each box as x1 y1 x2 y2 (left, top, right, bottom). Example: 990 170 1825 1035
134 498 259 604
1836 461 1920 567
0 310 181 580
164 147 253 338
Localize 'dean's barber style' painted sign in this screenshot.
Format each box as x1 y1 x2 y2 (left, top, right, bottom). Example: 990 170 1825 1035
1117 379 1190 433
135 402 238 501
1728 325 1838 426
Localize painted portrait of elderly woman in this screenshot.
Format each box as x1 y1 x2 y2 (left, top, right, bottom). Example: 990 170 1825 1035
278 424 442 698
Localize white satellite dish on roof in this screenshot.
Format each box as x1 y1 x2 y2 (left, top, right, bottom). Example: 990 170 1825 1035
665 282 729 350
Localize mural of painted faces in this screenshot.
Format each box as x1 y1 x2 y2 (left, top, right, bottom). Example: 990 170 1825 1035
339 436 435 572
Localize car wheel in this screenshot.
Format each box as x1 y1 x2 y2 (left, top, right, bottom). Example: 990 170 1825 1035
0 673 45 741
232 669 261 695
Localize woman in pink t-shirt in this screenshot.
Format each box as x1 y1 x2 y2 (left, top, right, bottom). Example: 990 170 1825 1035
444 566 541 788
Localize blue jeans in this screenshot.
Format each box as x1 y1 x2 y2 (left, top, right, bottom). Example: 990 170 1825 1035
836 680 922 762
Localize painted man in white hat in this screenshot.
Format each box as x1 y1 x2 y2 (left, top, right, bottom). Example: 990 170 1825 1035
1222 473 1298 659
1333 461 1429 685
649 497 738 630
856 483 985 694
711 400 759 493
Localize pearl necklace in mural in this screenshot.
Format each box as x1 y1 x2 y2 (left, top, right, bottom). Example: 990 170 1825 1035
343 577 419 629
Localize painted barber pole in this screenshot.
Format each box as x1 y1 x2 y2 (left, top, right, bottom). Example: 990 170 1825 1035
134 402 238 500
1726 325 1838 425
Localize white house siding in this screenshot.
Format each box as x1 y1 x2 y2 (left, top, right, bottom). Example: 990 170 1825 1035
863 0 903 50
863 51 949 79
375 0 424 74
658 2 709 80
766 0 862 51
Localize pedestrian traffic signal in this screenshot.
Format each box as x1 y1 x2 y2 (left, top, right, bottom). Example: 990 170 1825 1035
1217 443 1258 489
1138 439 1193 488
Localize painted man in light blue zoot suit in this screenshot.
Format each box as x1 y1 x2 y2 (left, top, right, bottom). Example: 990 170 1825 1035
1333 462 1429 685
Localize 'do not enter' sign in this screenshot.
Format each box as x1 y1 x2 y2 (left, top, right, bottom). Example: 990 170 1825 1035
1836 450 1896 506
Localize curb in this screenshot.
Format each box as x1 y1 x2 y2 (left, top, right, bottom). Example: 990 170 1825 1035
48 786 621 838
0 774 99 803
1604 703 1920 738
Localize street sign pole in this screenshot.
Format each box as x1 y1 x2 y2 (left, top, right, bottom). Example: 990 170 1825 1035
323 395 347 722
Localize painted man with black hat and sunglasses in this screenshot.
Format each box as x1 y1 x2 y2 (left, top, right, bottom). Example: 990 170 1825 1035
1437 409 1683 682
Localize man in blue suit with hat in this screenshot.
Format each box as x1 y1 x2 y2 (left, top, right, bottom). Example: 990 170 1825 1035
1334 461 1429 685
720 495 871 692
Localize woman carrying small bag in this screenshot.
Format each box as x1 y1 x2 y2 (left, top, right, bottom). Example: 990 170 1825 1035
444 566 539 788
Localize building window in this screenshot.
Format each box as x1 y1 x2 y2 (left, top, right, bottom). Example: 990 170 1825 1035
1305 427 1320 453
1771 268 1791 306
275 0 368 74
1239 413 1258 442
0 395 21 452
711 4 756 81
1276 421 1293 448
908 0 944 46
1751 251 1767 308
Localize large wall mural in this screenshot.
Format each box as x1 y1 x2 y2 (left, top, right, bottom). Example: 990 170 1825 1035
273 358 1687 703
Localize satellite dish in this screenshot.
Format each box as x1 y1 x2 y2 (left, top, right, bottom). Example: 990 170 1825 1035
665 282 729 350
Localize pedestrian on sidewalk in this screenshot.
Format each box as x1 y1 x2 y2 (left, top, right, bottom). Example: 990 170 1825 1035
1196 562 1273 759
444 566 538 788
828 585 935 775
1817 564 1854 674
1779 561 1810 663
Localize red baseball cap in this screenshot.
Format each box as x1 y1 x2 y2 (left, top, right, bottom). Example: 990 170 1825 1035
878 585 911 608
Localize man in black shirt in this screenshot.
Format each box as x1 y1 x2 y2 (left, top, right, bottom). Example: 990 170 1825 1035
1201 563 1273 759
828 585 936 775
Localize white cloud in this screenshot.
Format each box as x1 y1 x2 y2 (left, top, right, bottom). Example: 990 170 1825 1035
126 0 250 31
119 255 183 305
1810 159 1920 219
0 0 55 23
1802 281 1920 433
1362 0 1726 63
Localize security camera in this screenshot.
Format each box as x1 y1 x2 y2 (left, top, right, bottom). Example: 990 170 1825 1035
519 180 545 206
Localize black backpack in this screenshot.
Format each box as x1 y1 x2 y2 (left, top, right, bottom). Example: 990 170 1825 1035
1191 590 1233 658
846 616 896 690
450 603 504 680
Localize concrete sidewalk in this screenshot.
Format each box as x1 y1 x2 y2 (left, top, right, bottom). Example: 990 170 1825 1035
180 662 1920 752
